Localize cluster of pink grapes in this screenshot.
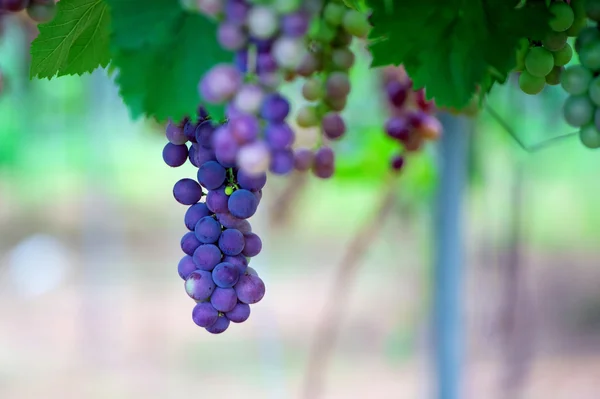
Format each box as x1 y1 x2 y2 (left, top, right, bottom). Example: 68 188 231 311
197 0 370 179
382 66 442 171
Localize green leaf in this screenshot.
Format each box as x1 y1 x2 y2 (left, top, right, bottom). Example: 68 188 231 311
367 0 551 109
108 1 230 122
30 0 111 79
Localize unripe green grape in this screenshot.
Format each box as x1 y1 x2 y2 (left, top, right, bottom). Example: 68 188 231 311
324 3 346 26
549 2 575 32
553 43 573 66
585 0 600 21
342 10 371 38
563 95 594 127
518 71 546 95
579 124 600 148
296 105 319 127
332 47 355 70
542 30 567 51
26 2 57 22
272 0 301 13
579 41 600 71
314 23 336 43
524 47 554 77
545 66 564 85
587 76 600 106
302 78 323 101
575 27 600 52
325 96 347 112
561 65 593 95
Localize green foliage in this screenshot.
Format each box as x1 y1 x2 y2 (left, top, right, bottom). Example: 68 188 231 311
367 0 552 109
30 0 111 79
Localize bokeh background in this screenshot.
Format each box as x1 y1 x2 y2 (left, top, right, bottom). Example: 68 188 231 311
1 15 600 399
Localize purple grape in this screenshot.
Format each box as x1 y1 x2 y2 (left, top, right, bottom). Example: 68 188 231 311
192 302 219 328
226 103 244 120
173 178 203 205
212 262 240 288
194 216 222 244
185 270 216 301
206 315 230 334
225 0 249 24
213 126 239 168
385 117 410 141
206 186 230 213
188 145 199 167
252 37 274 53
181 232 202 256
321 113 346 140
166 121 188 144
178 255 198 280
195 121 215 148
210 287 238 312
228 189 259 219
230 114 260 144
216 211 244 229
265 122 295 150
256 53 278 74
236 170 267 191
235 273 266 304
184 202 211 231
192 244 223 271
218 23 247 51
218 228 245 256
189 144 217 167
197 161 226 190
234 84 265 115
326 72 351 99
235 50 249 72
163 143 189 167
391 155 405 171
236 220 252 235
253 189 263 203
386 80 408 108
237 141 271 175
269 150 294 175
199 64 243 104
313 147 335 179
294 148 314 171
183 120 197 143
226 302 251 323
245 267 258 276
281 12 310 37
223 255 248 274
260 94 290 123
242 233 262 257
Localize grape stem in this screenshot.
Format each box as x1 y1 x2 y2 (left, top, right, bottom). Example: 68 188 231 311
300 178 398 399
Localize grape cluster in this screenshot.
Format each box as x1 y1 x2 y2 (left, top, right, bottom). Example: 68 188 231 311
0 0 56 22
164 108 266 334
381 66 442 171
196 0 370 179
561 0 600 148
517 0 576 94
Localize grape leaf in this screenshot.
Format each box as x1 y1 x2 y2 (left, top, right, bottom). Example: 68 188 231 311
109 3 230 122
367 0 551 109
30 0 111 79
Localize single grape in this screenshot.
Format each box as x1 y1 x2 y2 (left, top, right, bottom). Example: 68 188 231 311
185 203 211 231
391 155 405 171
579 41 600 71
294 148 314 171
385 117 411 141
321 112 346 140
218 229 246 256
197 160 226 190
296 105 320 128
281 11 310 37
237 170 267 191
225 0 249 24
579 124 600 148
234 84 264 115
323 2 346 26
269 149 295 174
325 72 351 99
183 120 197 143
210 287 238 312
265 123 295 150
185 270 216 301
194 216 222 244
212 126 239 168
302 78 323 101
518 70 546 95
237 141 271 175
386 80 408 108
342 9 371 38
332 47 356 71
563 95 594 127
236 220 252 235
548 2 574 32
217 23 247 51
561 65 593 95
205 315 230 334
585 0 600 21
312 147 335 179
166 121 188 145
226 302 251 323
194 122 215 149
575 27 600 52
189 144 217 167
247 6 279 39
553 43 573 67
199 64 243 104
181 232 202 256
242 233 262 257
272 37 307 70
228 189 259 219
178 255 198 280
235 273 266 304
325 96 348 112
173 179 203 205
296 53 322 77
416 114 443 141
192 244 223 271
230 114 260 144
542 30 567 51
260 93 290 123
162 143 189 167
524 47 554 77
212 262 240 288
205 186 229 214
192 302 219 328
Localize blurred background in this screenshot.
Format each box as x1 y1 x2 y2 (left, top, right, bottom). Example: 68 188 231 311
1 14 600 399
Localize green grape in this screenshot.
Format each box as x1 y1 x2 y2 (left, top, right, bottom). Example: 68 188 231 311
524 47 555 77
579 41 600 71
579 124 600 148
575 27 600 52
518 71 546 95
542 30 567 51
553 43 573 66
561 65 593 95
514 38 530 72
549 2 575 32
296 105 319 127
588 76 600 106
566 17 588 37
342 10 371 38
563 95 594 127
324 3 345 26
585 0 600 21
545 66 564 85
